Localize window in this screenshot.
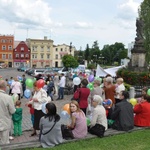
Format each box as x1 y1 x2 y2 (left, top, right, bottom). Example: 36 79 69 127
2 54 6 59
60 55 63 59
47 54 50 59
61 48 63 51
65 47 67 52
41 46 44 51
41 62 43 67
32 46 37 51
47 46 50 51
9 40 12 43
26 54 29 58
56 48 58 51
55 54 58 59
8 54 12 59
2 45 6 50
32 54 37 59
21 47 24 51
41 54 44 59
1 39 6 43
16 54 19 58
21 54 24 58
8 45 12 50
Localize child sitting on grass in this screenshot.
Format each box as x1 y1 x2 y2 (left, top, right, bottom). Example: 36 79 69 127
12 100 23 136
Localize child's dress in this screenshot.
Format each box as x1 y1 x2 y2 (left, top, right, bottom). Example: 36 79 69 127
12 107 23 136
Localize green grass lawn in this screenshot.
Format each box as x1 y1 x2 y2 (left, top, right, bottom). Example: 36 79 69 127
24 129 150 150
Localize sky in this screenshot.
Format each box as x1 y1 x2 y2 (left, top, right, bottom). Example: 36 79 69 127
0 0 144 50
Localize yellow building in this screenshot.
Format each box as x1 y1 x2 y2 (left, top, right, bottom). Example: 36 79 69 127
52 44 75 67
27 36 53 68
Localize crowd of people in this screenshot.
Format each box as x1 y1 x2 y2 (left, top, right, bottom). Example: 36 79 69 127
1 71 150 148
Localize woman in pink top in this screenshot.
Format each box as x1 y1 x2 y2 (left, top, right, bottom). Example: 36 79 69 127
11 77 22 100
68 100 87 139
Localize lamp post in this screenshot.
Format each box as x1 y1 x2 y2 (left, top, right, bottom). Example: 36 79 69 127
69 42 72 55
99 54 104 65
93 55 97 66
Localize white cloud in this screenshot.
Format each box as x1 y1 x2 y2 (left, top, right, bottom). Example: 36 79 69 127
0 0 52 28
74 22 93 29
115 0 142 29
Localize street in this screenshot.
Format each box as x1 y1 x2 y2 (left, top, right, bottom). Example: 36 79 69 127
0 68 72 131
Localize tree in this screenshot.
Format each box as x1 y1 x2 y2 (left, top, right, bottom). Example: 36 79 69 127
101 42 127 65
84 44 90 63
140 0 150 63
62 55 79 68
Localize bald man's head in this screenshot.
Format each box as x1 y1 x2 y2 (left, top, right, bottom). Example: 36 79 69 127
0 80 7 91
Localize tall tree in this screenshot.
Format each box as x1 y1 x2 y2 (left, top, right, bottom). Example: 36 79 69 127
84 44 90 63
140 0 150 63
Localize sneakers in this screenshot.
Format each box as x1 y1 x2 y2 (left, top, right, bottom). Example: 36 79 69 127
9 136 14 140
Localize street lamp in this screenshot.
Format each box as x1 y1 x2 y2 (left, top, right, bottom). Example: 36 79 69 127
93 55 97 66
69 42 72 54
99 54 104 65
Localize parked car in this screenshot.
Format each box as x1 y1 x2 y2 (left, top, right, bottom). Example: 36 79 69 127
20 66 30 72
27 69 35 76
52 67 60 72
32 68 45 76
58 67 72 76
17 66 23 71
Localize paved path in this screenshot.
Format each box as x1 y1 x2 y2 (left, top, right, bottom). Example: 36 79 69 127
0 69 147 150
0 69 72 147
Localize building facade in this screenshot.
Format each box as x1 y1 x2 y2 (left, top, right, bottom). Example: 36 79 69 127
52 44 75 67
13 41 30 68
0 35 14 67
27 36 53 68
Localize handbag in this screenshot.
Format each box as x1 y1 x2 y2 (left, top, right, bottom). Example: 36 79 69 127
39 121 56 141
61 124 74 140
88 124 105 138
73 88 81 103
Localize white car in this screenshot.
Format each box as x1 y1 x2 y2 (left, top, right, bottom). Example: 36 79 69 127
58 67 72 76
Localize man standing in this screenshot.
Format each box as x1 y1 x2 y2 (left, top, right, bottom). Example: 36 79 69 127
0 80 16 144
111 91 134 131
22 74 26 98
57 73 66 100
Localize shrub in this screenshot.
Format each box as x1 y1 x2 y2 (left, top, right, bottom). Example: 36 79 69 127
117 68 150 85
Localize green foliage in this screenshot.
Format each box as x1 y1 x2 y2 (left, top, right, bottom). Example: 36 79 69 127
87 63 96 69
62 55 79 68
124 82 131 91
25 129 150 150
84 44 90 63
117 68 150 85
140 0 150 63
101 42 127 65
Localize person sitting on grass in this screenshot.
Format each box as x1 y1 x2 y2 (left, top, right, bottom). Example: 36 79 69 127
111 91 134 131
134 94 150 127
67 100 87 139
88 95 107 137
39 102 63 148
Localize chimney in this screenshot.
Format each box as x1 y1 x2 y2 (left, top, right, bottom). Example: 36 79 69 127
44 36 47 40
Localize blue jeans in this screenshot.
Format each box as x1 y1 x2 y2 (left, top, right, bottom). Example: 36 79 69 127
58 87 64 99
31 114 34 126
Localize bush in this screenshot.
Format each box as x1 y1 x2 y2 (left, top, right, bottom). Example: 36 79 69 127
117 68 150 85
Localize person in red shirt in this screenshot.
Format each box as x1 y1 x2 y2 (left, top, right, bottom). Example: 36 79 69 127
134 94 150 127
73 79 90 115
